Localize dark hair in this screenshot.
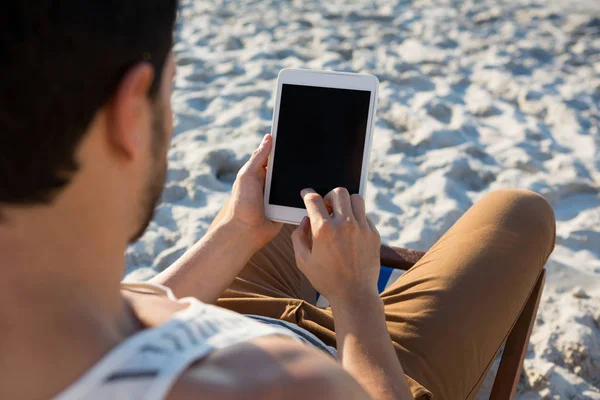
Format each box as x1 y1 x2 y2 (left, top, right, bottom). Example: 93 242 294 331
0 1 178 206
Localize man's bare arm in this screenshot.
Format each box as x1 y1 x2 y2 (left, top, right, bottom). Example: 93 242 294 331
151 135 282 303
150 218 260 303
330 292 413 400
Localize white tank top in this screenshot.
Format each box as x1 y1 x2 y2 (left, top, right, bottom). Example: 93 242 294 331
52 283 336 400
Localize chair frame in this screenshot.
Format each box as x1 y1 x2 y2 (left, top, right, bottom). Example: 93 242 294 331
380 245 546 400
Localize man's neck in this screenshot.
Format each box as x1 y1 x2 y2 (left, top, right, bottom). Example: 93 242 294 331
0 203 139 399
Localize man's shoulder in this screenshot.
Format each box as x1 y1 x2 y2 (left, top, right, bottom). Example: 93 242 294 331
165 336 368 400
121 288 368 399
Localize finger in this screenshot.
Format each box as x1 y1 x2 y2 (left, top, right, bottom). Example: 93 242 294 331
324 187 353 219
301 189 329 223
291 216 312 263
259 166 267 187
350 194 367 226
246 134 273 172
366 216 379 234
366 217 381 247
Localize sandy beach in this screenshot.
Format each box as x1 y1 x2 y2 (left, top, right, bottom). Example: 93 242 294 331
125 0 600 397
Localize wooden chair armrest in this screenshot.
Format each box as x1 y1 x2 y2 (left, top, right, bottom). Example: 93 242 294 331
380 245 426 271
490 269 546 399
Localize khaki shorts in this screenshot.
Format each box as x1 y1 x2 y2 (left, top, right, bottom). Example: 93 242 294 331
217 190 556 399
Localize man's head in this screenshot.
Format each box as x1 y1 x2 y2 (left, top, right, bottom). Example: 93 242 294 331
0 1 179 242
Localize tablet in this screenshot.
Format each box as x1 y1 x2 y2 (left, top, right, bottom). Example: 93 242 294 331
264 68 379 224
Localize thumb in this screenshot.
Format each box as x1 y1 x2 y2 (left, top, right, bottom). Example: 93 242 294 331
247 134 273 173
291 216 311 264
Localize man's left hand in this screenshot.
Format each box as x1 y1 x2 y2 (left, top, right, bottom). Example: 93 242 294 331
216 134 283 248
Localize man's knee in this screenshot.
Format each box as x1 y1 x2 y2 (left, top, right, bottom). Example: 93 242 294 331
482 189 556 254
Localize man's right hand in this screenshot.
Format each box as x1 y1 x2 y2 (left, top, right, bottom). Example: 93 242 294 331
290 188 381 304
291 188 414 400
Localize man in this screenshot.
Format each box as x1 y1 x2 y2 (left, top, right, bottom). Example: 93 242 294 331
0 1 556 399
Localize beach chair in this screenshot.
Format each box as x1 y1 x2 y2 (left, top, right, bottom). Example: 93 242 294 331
380 245 547 400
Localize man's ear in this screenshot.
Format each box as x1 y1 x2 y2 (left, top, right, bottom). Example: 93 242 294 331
107 62 155 160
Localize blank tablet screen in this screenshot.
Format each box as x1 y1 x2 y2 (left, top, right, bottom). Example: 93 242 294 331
269 84 372 209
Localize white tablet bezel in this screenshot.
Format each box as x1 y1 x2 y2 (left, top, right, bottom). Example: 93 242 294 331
263 68 379 225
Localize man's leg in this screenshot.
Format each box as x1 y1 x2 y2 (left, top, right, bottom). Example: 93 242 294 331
375 189 556 399
219 189 555 399
287 190 556 399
